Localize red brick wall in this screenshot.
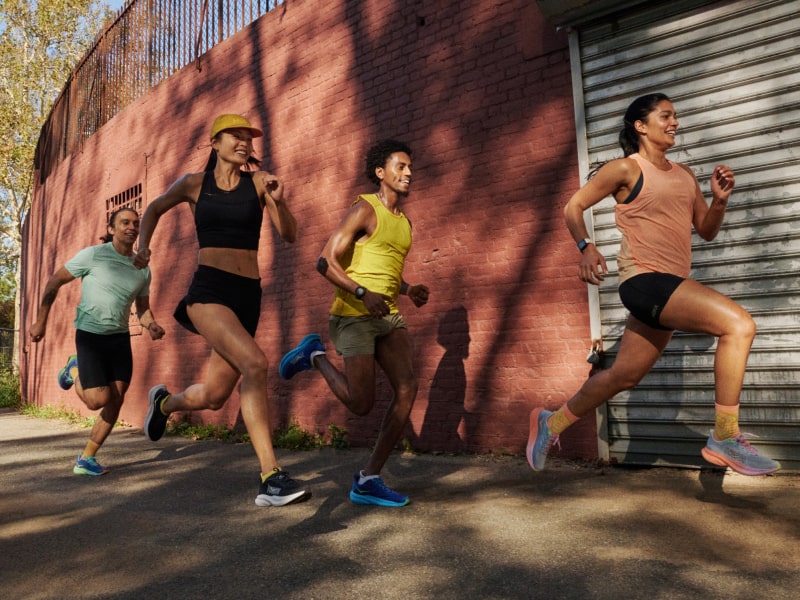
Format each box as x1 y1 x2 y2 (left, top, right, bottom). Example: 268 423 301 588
21 0 598 460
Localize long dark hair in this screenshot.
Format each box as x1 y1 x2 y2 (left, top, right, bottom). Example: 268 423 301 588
100 207 138 243
618 92 671 157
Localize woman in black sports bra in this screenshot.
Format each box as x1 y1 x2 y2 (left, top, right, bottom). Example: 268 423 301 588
134 114 310 507
526 94 780 477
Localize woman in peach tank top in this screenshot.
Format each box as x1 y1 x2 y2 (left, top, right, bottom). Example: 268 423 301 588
526 93 780 477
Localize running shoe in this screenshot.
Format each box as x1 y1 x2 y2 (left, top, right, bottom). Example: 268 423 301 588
255 469 311 507
57 354 79 390
73 454 108 476
279 334 324 380
145 384 170 441
527 408 558 471
349 473 410 507
701 430 781 476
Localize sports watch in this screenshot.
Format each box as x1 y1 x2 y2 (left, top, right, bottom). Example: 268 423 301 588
577 238 592 253
354 286 367 300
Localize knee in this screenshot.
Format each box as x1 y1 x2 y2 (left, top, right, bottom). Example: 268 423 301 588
731 312 757 341
350 397 372 417
239 354 269 384
604 368 642 393
395 378 419 406
83 391 118 411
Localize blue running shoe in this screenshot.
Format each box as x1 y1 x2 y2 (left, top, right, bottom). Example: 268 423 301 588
701 430 781 476
279 334 324 380
57 354 78 390
73 454 108 476
527 408 558 471
349 473 409 507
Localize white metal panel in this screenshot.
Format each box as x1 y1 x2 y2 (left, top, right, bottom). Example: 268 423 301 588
572 0 800 469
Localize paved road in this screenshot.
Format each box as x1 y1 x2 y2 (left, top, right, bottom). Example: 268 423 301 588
1 408 798 599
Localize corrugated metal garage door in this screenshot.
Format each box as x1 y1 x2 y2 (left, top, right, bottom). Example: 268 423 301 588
570 0 800 469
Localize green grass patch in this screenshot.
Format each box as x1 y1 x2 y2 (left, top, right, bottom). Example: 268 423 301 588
19 402 96 428
0 367 21 408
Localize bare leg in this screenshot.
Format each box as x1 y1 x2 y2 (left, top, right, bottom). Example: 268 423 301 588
566 316 673 417
367 328 418 475
80 381 127 449
315 353 376 416
164 303 280 474
659 279 755 406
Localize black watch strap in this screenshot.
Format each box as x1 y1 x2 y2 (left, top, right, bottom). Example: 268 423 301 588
354 286 367 300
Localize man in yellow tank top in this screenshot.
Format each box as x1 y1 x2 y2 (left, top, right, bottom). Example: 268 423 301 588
280 140 430 507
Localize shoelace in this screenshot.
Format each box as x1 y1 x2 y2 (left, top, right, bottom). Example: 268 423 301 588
731 433 759 456
546 434 561 453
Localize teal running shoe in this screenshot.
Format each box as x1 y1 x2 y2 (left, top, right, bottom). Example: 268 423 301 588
57 354 78 390
73 454 108 476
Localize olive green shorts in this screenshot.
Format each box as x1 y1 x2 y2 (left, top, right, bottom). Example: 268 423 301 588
328 313 407 357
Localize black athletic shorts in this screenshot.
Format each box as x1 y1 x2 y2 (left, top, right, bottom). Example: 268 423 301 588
618 272 684 330
74 329 133 389
174 265 262 336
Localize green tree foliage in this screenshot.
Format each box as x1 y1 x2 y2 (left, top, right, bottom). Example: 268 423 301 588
0 0 111 365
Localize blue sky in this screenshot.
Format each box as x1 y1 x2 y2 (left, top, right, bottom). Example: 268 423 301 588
105 0 126 12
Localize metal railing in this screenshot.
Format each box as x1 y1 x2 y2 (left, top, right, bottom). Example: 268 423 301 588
34 0 284 182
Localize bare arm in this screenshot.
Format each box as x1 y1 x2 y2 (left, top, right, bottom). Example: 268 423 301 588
134 173 202 269
257 171 297 243
135 296 165 340
688 164 735 241
316 201 392 318
29 266 76 342
564 158 638 285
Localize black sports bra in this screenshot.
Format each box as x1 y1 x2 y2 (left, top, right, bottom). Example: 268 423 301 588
623 172 644 204
195 170 263 250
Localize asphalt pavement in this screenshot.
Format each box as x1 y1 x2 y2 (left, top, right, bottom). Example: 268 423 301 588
1 407 798 600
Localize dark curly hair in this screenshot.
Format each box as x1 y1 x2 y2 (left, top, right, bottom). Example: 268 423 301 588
365 140 412 186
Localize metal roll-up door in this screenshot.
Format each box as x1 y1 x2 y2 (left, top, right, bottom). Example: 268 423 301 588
571 0 800 469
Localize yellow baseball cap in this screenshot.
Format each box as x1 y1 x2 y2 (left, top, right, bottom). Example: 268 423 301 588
209 114 263 139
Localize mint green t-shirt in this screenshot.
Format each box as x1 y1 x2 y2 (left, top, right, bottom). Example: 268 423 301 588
65 243 151 334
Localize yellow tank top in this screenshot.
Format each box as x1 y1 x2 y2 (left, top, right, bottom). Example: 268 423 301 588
330 193 412 316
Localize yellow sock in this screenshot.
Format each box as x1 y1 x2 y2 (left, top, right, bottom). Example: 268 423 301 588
82 440 100 459
159 395 171 416
547 405 579 435
714 403 740 440
261 467 281 483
